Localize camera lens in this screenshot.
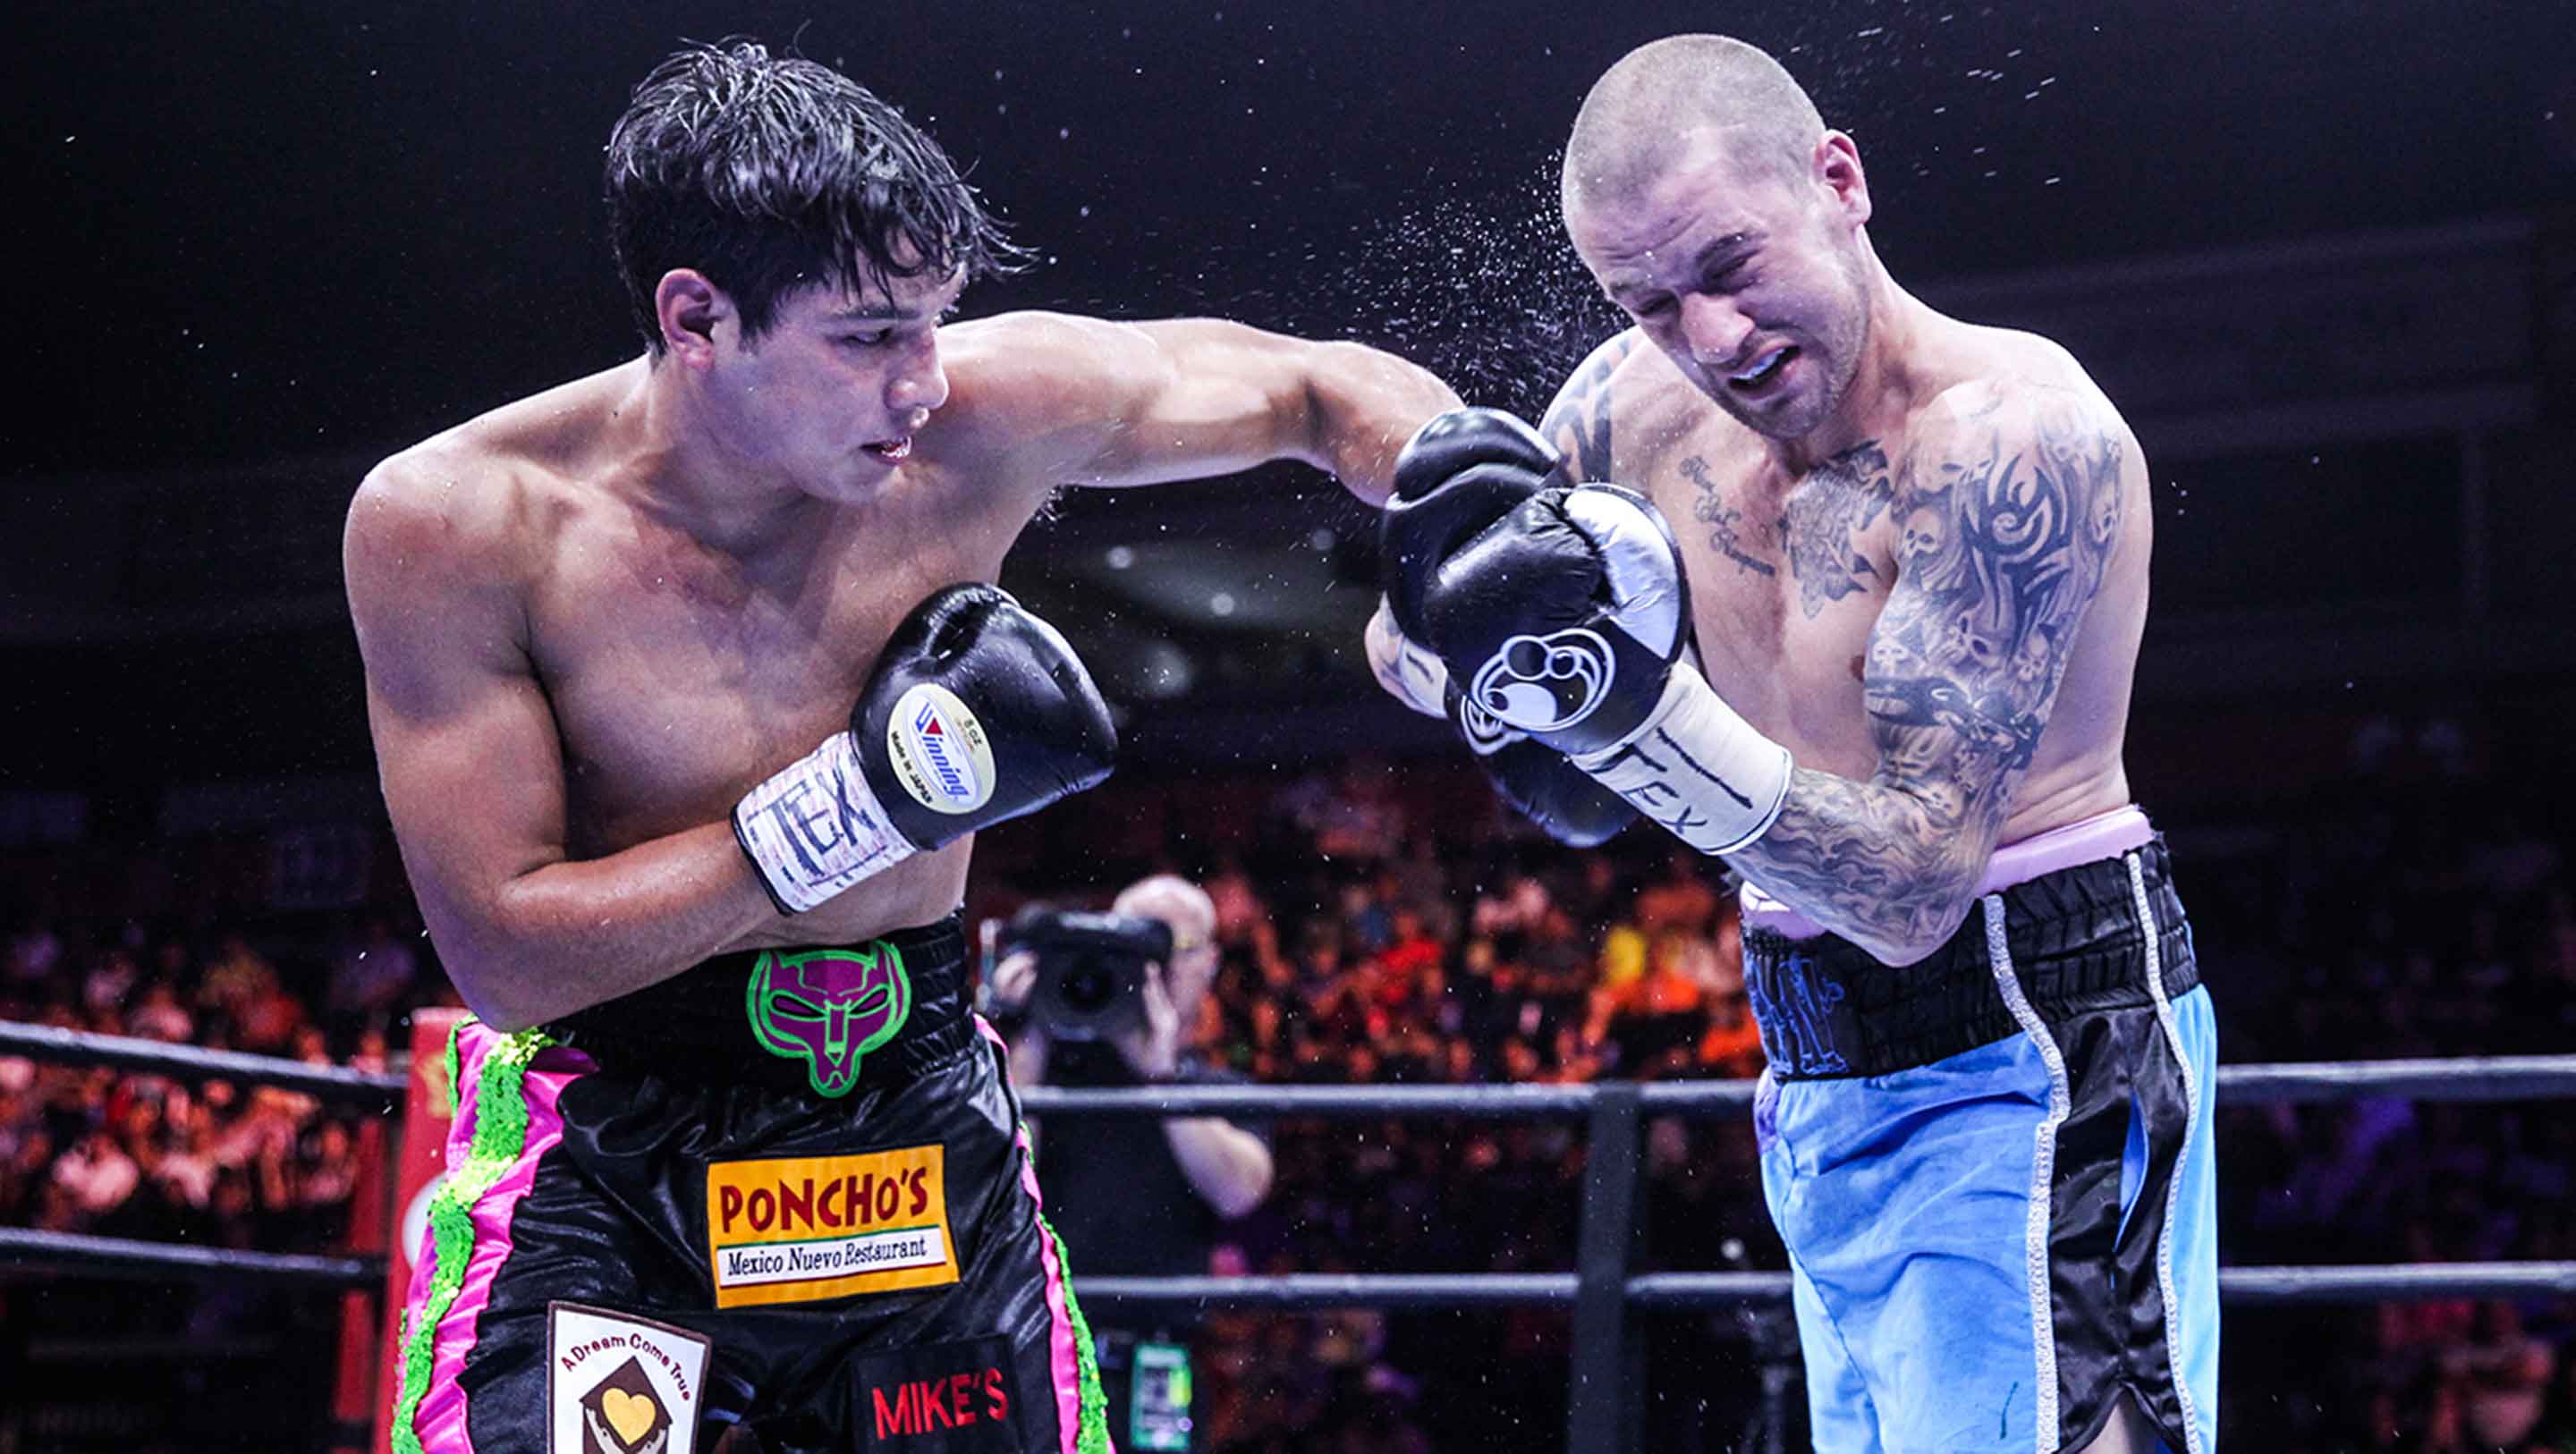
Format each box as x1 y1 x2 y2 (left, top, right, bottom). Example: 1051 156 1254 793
1059 958 1115 1011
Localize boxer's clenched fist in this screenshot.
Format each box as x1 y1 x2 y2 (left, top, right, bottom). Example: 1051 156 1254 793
1372 410 1634 847
1367 596 1632 847
1392 437 1795 858
733 584 1116 912
1378 408 1566 641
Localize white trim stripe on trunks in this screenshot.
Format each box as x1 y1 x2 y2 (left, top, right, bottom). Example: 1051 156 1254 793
2129 850 2207 1454
1983 890 2067 1452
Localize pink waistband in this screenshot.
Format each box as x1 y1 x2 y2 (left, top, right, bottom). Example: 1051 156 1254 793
1739 804 2155 941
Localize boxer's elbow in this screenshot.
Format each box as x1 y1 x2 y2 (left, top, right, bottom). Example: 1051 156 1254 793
1858 900 1979 968
435 954 544 1034
435 891 606 1033
433 930 557 1034
450 955 605 1036
1294 346 1367 485
1845 863 1985 968
1867 793 1998 965
404 896 533 1032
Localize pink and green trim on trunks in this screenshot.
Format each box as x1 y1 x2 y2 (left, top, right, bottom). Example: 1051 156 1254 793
389 1020 583 1454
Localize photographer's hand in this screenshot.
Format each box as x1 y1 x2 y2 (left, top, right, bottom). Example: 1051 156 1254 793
989 950 1041 1013
995 951 1047 1112
1113 961 1183 1082
1109 959 1275 1218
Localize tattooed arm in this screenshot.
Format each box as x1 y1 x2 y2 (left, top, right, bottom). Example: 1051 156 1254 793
1538 329 1646 480
1724 384 2127 963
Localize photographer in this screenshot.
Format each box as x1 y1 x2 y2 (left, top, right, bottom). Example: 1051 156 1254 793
995 875 1274 1452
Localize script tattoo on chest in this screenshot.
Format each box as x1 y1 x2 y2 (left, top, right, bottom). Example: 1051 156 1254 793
1678 455 1775 578
1781 442 1895 619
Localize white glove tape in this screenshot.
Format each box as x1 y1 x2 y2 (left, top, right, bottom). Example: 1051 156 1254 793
1570 663 1792 855
732 731 918 913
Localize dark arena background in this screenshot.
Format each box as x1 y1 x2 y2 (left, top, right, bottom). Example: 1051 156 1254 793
7 2 2576 1450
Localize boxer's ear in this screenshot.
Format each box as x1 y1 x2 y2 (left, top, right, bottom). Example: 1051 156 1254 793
1816 131 1871 229
655 268 729 367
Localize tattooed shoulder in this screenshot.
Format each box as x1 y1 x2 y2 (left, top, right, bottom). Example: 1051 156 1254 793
1537 330 1644 483
1723 385 2130 955
1868 385 2127 782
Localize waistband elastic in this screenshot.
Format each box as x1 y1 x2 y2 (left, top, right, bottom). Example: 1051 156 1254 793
1742 838 2196 1079
543 913 977 1096
1741 804 2156 939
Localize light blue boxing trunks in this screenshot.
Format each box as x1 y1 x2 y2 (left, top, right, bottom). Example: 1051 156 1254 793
1741 808 2218 1454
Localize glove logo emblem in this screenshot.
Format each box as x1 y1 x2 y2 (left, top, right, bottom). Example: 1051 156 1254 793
887 683 997 816
1453 697 1521 757
1470 629 1615 733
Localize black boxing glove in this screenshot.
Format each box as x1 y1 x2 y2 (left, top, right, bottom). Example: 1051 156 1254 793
733 584 1116 912
1422 485 1792 855
1368 597 1632 847
1378 408 1569 641
1376 410 1633 844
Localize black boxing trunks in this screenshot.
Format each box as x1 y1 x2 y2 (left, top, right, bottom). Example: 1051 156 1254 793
1739 809 2218 1454
388 915 1112 1454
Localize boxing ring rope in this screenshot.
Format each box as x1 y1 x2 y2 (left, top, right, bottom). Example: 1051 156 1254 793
4 1016 2566 1114
0 1225 383 1288
0 1019 406 1106
12 1230 2568 1310
6 1018 2576 1454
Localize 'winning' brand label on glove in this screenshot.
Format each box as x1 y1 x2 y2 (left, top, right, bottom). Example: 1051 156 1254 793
886 684 996 816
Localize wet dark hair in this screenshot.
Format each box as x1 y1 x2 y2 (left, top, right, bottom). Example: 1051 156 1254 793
604 39 1032 353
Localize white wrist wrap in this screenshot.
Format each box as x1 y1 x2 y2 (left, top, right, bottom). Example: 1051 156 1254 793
731 731 918 913
1570 664 1792 856
1368 598 1450 719
1387 634 1452 719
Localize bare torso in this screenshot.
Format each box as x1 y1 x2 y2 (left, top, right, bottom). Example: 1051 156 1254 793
1589 311 2151 846
394 349 1051 933
354 306 1451 1027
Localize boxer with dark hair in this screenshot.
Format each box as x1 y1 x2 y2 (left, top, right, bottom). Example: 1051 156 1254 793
1377 34 2214 1454
351 40 1455 1454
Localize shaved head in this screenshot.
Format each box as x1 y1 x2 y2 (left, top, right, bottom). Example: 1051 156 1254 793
1114 875 1215 953
1558 36 1878 442
1115 873 1219 1018
1563 35 1826 210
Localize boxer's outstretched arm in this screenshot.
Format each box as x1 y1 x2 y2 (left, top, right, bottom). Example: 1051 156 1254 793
1724 384 2129 964
942 312 1460 504
345 461 951 1031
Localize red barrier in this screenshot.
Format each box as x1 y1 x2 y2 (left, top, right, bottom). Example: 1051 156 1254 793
329 1111 391 1450
369 1008 467 1454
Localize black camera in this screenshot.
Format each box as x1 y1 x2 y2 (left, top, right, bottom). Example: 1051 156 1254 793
1002 907 1173 1043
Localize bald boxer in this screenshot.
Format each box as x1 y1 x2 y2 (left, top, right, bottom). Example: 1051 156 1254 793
350 41 1455 1454
1376 35 2214 1454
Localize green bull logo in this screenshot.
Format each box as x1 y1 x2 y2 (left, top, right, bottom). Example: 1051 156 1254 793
744 944 912 1097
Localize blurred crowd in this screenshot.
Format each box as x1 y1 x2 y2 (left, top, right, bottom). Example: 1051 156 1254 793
5 714 2576 1450
0 916 429 1253
1101 746 2576 1452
